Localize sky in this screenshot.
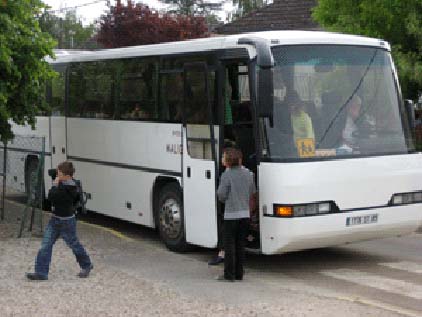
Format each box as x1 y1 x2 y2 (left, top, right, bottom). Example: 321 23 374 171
43 0 233 25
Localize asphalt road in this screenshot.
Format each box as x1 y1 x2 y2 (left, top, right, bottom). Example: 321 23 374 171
2 196 422 316
76 209 422 316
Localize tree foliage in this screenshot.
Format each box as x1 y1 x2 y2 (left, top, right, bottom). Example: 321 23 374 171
161 0 225 25
97 0 209 48
313 0 422 99
0 0 56 142
162 0 224 17
39 10 97 49
232 0 269 19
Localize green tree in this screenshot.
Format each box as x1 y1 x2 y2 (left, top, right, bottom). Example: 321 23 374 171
0 0 56 142
162 0 225 17
39 10 97 49
313 0 422 100
232 0 269 19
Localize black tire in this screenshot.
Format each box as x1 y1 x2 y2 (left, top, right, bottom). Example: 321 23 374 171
157 183 189 252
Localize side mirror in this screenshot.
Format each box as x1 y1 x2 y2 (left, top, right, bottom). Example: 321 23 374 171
258 67 274 123
237 37 274 125
404 99 416 129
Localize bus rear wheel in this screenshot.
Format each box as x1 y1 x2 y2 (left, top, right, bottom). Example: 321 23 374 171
157 183 189 252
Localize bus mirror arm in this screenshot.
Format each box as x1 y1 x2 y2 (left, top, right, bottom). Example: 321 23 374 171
238 37 274 68
258 67 274 124
404 99 416 129
238 37 275 125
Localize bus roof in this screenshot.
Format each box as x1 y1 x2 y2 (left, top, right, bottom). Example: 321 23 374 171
49 30 390 64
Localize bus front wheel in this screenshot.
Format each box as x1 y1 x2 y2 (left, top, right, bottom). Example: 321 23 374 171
157 183 189 252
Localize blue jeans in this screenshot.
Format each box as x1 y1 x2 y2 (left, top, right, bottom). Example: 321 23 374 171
35 216 92 278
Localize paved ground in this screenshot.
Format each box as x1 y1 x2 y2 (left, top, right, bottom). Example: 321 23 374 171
0 199 421 317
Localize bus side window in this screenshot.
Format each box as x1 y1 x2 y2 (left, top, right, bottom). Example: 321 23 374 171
69 62 114 119
159 72 184 122
37 82 49 116
185 70 216 160
50 69 66 116
69 64 87 117
117 58 158 121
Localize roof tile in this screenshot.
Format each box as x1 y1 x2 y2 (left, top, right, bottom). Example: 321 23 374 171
216 0 319 34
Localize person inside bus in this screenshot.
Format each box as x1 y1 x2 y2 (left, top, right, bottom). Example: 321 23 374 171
338 95 374 153
272 89 315 156
271 73 314 157
130 103 149 119
216 147 256 282
339 95 362 149
287 91 315 145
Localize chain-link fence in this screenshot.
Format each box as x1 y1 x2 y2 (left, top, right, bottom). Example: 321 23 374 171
0 135 45 236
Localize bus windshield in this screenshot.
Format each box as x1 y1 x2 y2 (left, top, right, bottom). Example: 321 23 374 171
263 45 414 161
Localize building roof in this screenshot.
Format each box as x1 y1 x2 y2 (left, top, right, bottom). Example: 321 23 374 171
216 0 319 35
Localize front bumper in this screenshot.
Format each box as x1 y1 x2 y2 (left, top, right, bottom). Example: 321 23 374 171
260 204 422 254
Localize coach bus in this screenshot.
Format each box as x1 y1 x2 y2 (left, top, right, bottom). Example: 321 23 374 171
8 30 422 254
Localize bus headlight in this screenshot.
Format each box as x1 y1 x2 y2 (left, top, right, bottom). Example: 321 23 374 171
318 203 331 213
273 201 335 217
390 191 422 205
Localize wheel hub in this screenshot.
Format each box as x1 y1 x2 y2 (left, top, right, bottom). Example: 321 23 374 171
160 198 181 239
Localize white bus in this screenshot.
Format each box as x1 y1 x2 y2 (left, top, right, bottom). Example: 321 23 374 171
10 31 422 254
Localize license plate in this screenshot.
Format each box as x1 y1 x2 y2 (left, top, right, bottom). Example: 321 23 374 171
346 214 378 227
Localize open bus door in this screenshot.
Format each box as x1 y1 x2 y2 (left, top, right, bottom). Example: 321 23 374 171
182 63 218 248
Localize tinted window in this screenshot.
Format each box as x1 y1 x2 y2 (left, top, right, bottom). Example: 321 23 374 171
159 72 183 122
68 62 114 119
50 69 66 116
185 70 215 125
115 58 158 120
185 68 217 160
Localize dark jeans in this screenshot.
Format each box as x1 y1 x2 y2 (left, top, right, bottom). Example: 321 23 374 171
35 216 92 278
223 218 249 280
217 210 224 250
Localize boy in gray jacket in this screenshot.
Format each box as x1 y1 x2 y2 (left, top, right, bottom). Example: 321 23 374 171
217 147 256 281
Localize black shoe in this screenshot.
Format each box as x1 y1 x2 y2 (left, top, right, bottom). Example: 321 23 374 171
215 275 235 282
78 264 93 278
208 256 224 266
26 272 48 281
235 276 243 281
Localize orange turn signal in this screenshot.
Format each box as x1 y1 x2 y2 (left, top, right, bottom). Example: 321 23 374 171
274 206 293 217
